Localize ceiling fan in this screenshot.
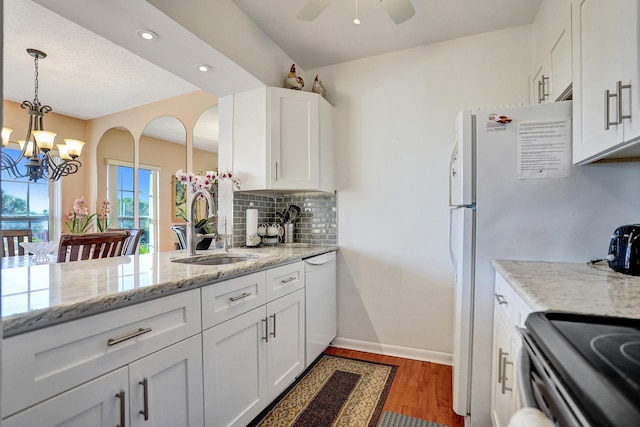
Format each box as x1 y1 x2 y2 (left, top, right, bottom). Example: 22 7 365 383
297 0 415 25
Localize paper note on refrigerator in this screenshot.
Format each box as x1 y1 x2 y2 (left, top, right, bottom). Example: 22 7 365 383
517 118 571 179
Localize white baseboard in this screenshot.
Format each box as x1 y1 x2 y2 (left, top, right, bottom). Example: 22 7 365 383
330 337 453 366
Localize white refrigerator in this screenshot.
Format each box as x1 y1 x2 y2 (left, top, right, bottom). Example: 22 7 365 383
449 101 640 427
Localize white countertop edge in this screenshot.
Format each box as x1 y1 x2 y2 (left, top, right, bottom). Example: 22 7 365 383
3 245 338 337
492 259 640 319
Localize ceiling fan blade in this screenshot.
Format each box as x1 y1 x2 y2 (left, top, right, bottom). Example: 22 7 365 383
297 0 332 21
379 0 415 24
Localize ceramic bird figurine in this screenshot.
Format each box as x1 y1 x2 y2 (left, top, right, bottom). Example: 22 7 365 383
312 74 327 98
285 64 304 90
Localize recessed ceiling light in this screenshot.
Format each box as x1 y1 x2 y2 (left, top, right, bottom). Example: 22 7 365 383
136 29 158 40
195 64 212 72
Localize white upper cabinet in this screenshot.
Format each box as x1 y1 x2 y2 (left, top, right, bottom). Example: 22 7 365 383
232 87 334 192
531 0 572 104
572 0 640 164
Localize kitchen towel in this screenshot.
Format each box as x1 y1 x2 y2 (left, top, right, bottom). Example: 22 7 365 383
246 207 258 236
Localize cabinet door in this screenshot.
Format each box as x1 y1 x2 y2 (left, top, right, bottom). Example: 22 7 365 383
129 335 204 427
573 0 636 162
3 367 128 427
490 312 514 427
203 307 268 427
266 289 306 399
549 26 572 102
269 87 320 190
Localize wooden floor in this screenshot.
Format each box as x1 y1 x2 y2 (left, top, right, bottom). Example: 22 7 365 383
324 347 465 427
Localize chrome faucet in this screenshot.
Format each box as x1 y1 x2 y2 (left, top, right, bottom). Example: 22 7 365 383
223 216 229 252
186 189 215 256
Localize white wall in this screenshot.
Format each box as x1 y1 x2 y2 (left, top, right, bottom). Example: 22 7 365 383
305 25 532 361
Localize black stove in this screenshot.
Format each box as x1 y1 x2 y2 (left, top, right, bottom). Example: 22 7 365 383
522 311 640 427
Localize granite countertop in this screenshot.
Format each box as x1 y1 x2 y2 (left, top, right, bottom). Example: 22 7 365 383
2 244 338 337
492 259 640 319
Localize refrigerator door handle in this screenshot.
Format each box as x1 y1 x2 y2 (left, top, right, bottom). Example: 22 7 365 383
449 208 456 271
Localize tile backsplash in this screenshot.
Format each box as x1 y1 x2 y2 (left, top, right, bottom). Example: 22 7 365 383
232 192 337 247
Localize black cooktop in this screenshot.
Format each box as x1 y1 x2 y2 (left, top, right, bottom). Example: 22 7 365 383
526 312 640 427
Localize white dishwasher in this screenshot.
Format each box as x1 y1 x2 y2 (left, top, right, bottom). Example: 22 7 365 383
304 251 337 366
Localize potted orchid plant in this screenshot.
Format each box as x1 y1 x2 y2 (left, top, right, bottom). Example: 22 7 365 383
65 197 111 234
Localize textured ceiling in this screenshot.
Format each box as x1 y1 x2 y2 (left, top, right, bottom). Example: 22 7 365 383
3 0 199 121
4 0 543 154
232 0 543 70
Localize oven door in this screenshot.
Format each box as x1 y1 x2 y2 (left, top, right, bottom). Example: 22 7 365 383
519 329 588 427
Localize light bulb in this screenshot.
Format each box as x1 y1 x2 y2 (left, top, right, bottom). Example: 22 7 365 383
18 140 34 157
32 130 57 151
56 143 72 160
1 127 13 146
63 139 85 158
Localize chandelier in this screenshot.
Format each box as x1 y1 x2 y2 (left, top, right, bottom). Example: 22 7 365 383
1 48 85 182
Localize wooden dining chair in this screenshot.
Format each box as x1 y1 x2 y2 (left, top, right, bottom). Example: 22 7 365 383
106 228 145 255
1 229 33 257
57 231 131 263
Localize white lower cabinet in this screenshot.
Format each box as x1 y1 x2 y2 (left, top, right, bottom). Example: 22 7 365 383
129 334 204 427
490 272 532 427
2 259 317 427
4 367 129 427
490 311 516 427
4 335 204 427
203 288 306 427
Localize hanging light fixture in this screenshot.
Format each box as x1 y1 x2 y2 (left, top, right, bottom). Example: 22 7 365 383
1 48 85 182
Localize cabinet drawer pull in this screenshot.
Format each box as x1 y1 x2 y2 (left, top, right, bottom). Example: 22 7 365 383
116 390 126 427
229 292 251 302
281 276 297 284
270 313 277 338
107 327 152 346
494 294 508 305
139 377 149 420
262 317 269 342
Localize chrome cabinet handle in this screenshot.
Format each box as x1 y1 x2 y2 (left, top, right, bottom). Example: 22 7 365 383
537 80 543 103
229 292 251 302
541 75 549 101
281 276 297 284
275 161 279 180
494 294 507 305
605 89 618 130
139 378 149 421
501 355 513 394
116 390 126 427
262 317 269 342
270 313 277 338
617 80 632 124
497 347 505 383
108 327 152 346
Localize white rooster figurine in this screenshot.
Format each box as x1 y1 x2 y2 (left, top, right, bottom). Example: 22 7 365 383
312 74 327 98
284 64 304 90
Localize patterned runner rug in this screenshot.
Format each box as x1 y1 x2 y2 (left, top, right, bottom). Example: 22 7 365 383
248 354 397 427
